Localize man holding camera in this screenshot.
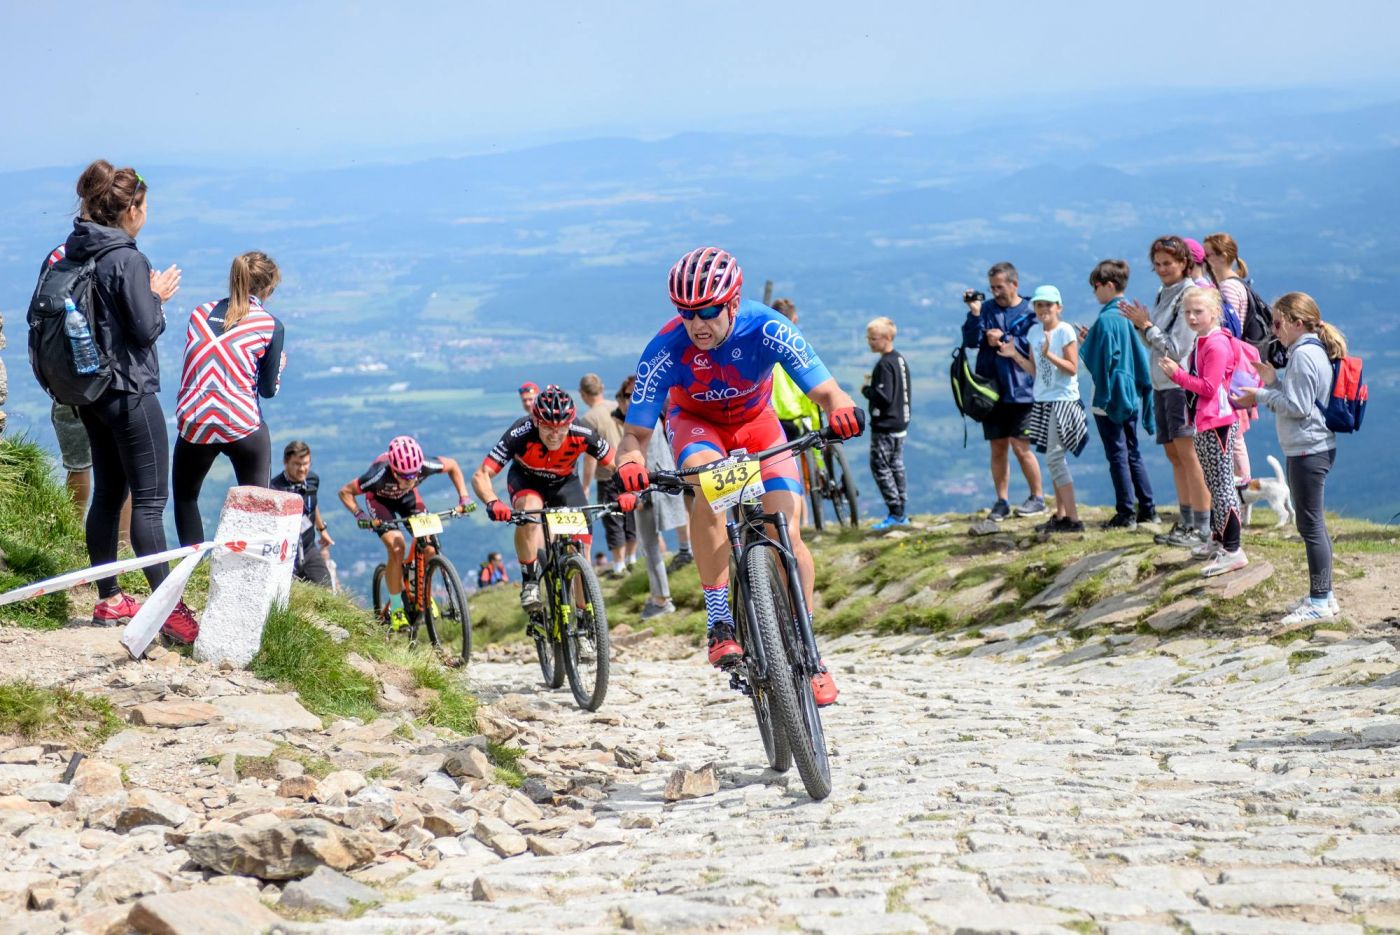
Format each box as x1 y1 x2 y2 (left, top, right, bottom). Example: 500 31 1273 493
960 261 1045 521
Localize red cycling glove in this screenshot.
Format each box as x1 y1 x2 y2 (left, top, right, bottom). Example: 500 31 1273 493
829 406 866 439
616 492 638 513
486 500 513 522
617 461 650 493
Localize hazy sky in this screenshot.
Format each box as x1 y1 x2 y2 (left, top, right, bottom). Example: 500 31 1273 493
3 0 1398 170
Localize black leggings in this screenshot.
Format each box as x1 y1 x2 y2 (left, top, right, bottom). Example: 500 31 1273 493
1288 449 1336 598
78 390 171 599
172 424 271 546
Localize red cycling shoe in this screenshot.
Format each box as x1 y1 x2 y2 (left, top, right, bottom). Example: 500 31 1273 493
707 624 742 667
160 602 200 645
92 593 142 627
811 662 838 707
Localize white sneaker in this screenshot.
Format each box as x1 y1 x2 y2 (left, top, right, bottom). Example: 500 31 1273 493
520 581 542 613
1201 549 1248 578
1190 539 1223 561
1286 594 1341 615
1280 600 1339 627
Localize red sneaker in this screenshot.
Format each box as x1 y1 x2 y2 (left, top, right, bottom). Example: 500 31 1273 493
160 602 200 645
811 661 838 707
707 624 742 667
92 593 142 626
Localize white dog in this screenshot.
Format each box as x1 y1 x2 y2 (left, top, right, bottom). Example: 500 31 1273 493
1239 454 1294 529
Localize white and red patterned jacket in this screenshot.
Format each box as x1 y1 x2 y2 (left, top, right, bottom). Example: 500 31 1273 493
175 296 284 444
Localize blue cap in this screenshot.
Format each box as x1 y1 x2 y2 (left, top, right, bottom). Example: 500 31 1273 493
1031 285 1062 305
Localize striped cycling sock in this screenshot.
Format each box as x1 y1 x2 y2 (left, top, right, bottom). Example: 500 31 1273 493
703 584 732 633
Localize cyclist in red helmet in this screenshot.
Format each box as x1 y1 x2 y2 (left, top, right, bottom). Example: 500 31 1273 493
339 435 471 630
615 247 865 706
472 384 632 613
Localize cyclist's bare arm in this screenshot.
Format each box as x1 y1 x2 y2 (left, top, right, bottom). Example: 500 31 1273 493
470 461 500 505
806 377 856 417
437 456 471 503
338 479 363 516
582 453 597 490
616 423 653 469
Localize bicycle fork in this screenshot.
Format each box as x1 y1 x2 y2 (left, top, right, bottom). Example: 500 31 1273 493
768 514 822 675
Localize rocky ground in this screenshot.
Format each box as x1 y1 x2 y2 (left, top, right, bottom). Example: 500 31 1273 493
1 595 1398 934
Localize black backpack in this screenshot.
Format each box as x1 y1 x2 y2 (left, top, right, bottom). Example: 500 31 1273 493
27 244 118 405
950 345 999 446
1238 279 1287 369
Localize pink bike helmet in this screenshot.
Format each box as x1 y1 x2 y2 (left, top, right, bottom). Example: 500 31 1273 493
387 435 424 476
668 246 743 311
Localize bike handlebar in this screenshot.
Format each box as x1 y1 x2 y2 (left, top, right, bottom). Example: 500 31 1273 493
508 502 627 526
645 426 841 495
356 505 474 531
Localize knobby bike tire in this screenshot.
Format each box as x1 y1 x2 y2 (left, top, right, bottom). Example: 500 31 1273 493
765 549 832 798
425 556 472 665
802 448 825 532
370 564 389 619
743 547 831 800
535 558 566 689
734 574 791 773
828 444 860 528
560 554 610 711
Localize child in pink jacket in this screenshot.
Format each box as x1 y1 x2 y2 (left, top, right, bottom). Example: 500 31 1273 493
1160 287 1246 577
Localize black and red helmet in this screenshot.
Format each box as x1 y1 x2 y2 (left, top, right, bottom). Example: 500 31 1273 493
668 247 743 311
531 385 576 427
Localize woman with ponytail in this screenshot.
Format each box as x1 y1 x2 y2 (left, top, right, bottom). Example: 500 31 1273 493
1231 292 1344 625
67 159 197 642
172 252 286 546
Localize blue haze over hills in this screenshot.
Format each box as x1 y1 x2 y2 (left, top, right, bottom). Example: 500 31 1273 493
1 88 1396 595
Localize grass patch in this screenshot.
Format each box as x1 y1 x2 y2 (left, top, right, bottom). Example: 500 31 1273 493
488 742 525 788
1065 574 1107 610
409 658 478 735
251 602 379 723
1288 650 1326 672
0 437 88 628
0 680 122 750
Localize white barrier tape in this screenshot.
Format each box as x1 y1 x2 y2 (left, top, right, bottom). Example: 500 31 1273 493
0 537 293 609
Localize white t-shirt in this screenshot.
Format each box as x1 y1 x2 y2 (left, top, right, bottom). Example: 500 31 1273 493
1033 321 1079 402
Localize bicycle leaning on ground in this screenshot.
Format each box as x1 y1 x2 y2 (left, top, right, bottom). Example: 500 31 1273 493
508 502 621 711
360 508 473 665
647 427 840 800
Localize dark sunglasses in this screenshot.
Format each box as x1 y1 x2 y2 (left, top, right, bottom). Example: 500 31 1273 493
677 303 727 321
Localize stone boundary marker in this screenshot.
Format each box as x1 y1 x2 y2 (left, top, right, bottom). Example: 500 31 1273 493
194 486 302 667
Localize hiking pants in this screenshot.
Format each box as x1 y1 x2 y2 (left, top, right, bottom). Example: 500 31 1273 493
1288 449 1336 598
172 424 271 546
1094 413 1154 517
869 431 907 518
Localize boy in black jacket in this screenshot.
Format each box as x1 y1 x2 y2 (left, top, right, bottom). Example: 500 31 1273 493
862 317 912 530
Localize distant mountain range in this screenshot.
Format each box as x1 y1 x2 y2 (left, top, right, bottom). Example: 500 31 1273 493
2 87 1396 597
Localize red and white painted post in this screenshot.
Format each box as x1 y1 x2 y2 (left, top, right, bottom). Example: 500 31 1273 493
194 486 302 667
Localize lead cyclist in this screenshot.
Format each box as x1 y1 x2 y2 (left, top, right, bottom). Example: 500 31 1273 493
614 247 865 706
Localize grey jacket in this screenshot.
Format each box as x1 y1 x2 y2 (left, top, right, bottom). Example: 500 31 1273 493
1137 279 1195 391
1256 334 1335 456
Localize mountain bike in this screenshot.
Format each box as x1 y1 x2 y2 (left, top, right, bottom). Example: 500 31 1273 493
508 503 618 711
361 508 472 665
794 416 860 531
648 428 839 800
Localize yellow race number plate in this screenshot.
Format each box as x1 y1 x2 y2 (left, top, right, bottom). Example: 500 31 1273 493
699 457 765 513
546 510 589 537
407 513 443 537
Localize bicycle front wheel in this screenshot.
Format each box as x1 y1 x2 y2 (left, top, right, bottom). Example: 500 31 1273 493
735 577 791 773
371 564 389 619
827 444 860 528
802 449 825 532
535 562 565 688
560 554 610 711
425 556 471 665
743 547 831 800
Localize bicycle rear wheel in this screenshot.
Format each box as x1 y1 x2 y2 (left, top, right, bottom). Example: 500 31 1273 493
425 556 471 665
802 449 824 532
743 547 831 800
734 577 791 773
560 554 610 710
827 444 860 528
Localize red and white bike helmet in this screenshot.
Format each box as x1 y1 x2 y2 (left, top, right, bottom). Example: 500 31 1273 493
386 435 424 476
531 385 577 427
668 246 743 311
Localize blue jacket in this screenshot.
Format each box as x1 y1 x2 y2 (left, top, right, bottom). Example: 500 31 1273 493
960 298 1035 404
1081 297 1155 433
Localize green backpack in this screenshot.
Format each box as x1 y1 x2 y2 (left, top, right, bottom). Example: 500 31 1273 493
950 345 999 446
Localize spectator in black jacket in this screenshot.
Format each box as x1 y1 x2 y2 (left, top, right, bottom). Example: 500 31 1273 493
68 160 197 643
862 316 912 530
270 440 334 588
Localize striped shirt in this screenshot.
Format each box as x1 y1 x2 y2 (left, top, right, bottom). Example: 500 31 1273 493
175 297 282 444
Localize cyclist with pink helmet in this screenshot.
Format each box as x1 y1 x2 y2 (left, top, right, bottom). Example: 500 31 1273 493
615 247 865 706
339 435 471 630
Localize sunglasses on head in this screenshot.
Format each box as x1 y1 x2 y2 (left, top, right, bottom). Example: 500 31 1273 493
126 172 147 213
677 303 728 321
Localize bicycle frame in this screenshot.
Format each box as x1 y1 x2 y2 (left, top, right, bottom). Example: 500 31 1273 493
513 504 618 637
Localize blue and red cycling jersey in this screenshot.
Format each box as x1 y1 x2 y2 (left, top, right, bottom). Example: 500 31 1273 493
625 299 833 430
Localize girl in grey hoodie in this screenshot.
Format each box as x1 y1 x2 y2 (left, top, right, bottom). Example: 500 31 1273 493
1232 292 1344 626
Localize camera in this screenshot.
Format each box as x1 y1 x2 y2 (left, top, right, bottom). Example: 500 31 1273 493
963 289 986 304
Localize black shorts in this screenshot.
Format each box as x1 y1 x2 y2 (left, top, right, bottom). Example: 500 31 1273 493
983 401 1034 441
365 491 424 538
506 465 587 510
1153 387 1196 443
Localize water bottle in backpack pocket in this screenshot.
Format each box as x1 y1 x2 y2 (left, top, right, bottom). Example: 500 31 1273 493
27 243 115 405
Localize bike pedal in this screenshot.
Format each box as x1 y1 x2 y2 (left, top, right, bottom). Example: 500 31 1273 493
727 672 752 695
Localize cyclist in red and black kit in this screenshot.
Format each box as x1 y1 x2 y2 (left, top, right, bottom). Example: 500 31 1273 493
471 385 637 613
338 435 471 630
